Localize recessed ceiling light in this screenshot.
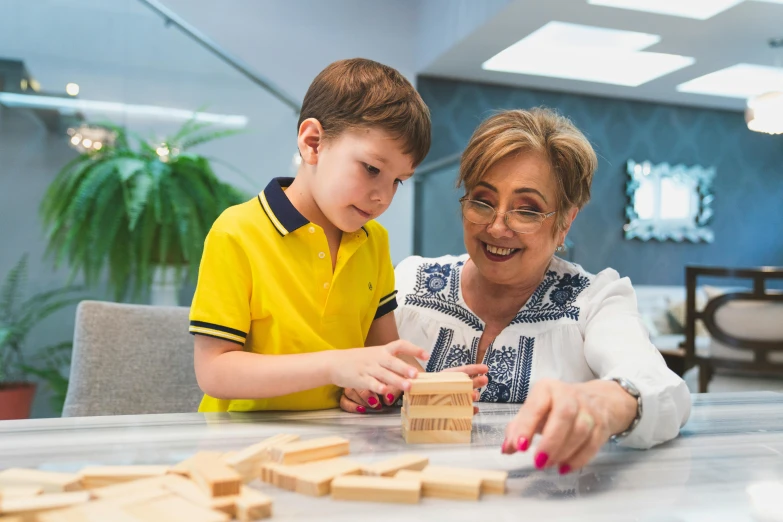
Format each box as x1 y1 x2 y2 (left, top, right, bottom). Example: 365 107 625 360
482 21 694 87
587 0 745 20
676 64 783 98
65 83 80 96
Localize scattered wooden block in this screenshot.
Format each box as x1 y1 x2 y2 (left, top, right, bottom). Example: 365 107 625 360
403 394 473 419
221 434 300 482
185 452 242 497
331 475 421 504
0 490 92 516
396 469 481 500
161 474 237 516
361 455 429 477
169 451 223 478
0 487 43 500
124 494 230 522
271 436 350 465
293 458 363 497
79 465 170 489
407 373 472 395
424 466 507 495
235 486 272 521
0 469 82 493
90 476 167 499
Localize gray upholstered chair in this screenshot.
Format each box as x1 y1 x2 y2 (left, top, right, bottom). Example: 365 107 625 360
62 301 203 417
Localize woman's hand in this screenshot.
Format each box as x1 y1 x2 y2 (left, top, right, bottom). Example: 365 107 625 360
340 364 490 414
329 340 429 401
502 379 637 474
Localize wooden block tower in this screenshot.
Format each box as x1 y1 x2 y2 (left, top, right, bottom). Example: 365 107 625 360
401 373 474 444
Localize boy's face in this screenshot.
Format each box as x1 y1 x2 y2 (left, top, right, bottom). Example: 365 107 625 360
311 126 415 233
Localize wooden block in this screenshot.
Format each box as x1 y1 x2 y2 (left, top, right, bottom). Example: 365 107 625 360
407 373 472 395
79 465 170 489
0 487 43 499
293 459 363 497
90 476 167 499
222 434 299 482
0 469 82 493
124 494 230 522
40 501 141 522
331 475 420 504
161 474 237 516
235 486 272 521
271 436 350 465
403 394 473 419
403 415 472 432
402 429 472 444
0 491 92 515
424 466 507 495
396 469 480 500
361 455 430 477
169 451 223 478
185 453 242 497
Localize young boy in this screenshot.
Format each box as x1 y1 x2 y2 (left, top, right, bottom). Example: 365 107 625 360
190 58 433 413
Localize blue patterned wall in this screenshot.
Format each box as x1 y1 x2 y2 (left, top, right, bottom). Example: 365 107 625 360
415 77 783 285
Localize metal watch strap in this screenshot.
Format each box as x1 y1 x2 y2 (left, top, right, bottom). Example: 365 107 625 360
603 376 643 441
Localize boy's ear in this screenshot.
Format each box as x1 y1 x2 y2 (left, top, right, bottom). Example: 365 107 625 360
297 118 324 165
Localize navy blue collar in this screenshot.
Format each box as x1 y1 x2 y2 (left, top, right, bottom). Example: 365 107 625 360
257 177 309 236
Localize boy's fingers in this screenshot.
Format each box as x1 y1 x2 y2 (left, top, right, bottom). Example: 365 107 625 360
472 375 489 390
369 366 409 394
380 353 419 380
387 340 429 361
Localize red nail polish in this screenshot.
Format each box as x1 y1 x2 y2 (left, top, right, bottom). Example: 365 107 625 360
501 438 508 453
534 452 549 469
559 464 571 475
386 394 395 403
517 437 529 452
368 397 378 406
356 406 366 413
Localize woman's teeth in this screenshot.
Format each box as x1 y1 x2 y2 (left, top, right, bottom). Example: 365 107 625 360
485 244 518 256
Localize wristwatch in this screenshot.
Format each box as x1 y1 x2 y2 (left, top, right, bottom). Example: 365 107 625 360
603 376 643 441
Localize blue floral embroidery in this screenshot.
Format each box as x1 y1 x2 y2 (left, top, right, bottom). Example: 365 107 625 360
479 336 536 404
426 328 478 373
426 275 447 293
405 260 483 331
509 270 589 325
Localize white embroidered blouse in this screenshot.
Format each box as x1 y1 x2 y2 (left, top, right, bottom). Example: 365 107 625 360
395 254 691 449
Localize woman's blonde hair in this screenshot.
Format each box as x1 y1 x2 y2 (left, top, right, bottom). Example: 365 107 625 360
458 108 597 232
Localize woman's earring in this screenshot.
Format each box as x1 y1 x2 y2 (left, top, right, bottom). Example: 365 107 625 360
555 244 564 253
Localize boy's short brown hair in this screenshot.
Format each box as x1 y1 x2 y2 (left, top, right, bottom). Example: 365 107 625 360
299 58 431 167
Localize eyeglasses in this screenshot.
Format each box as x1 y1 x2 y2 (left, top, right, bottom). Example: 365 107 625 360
459 197 556 234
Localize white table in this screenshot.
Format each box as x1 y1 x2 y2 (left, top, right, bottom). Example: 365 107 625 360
1 392 782 521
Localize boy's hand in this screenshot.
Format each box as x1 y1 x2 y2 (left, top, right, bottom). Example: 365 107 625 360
330 340 428 398
339 363 490 415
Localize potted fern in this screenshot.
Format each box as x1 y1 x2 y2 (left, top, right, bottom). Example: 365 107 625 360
40 120 249 303
0 255 83 419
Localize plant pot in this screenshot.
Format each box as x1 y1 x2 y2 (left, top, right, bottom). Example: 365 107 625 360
0 382 36 420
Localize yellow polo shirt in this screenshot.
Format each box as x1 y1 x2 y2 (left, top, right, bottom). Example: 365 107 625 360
189 177 398 412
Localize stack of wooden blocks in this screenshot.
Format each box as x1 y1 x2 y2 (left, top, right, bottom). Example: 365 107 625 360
402 372 474 444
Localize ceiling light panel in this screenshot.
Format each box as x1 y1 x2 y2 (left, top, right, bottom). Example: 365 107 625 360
482 21 694 87
587 0 745 20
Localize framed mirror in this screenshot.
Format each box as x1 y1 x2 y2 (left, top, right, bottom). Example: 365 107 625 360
624 160 715 243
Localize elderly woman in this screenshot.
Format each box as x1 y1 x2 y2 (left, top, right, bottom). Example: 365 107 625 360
342 108 691 474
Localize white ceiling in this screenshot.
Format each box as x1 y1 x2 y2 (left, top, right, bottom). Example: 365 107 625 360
421 0 783 111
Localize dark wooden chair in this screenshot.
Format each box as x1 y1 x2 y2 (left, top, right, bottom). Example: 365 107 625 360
683 266 783 393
